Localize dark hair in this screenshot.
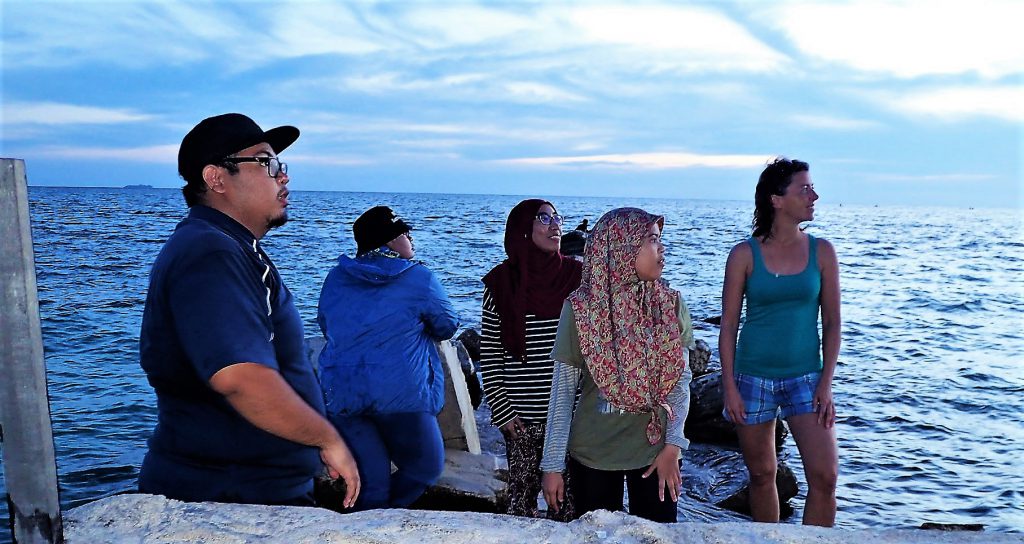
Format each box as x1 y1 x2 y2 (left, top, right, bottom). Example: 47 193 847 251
180 160 239 207
752 157 809 240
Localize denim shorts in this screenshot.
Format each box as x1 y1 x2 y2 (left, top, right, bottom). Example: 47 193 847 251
723 371 821 425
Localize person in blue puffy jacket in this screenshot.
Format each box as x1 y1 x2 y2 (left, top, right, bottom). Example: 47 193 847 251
317 205 460 510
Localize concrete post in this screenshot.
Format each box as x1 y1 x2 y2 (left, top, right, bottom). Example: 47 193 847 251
0 158 63 543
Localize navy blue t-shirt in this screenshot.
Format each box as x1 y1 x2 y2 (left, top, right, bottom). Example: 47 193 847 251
138 205 324 504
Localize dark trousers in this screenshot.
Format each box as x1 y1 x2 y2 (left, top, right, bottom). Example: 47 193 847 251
568 456 678 523
502 423 575 521
329 411 445 511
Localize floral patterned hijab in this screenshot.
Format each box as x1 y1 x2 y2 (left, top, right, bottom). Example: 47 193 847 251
569 207 686 444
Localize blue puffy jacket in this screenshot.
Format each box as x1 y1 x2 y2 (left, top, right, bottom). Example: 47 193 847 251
317 251 460 416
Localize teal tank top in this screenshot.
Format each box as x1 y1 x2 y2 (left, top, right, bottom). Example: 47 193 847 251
734 234 823 378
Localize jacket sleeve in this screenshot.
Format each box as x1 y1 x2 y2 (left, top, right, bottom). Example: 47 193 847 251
479 287 516 427
421 266 460 341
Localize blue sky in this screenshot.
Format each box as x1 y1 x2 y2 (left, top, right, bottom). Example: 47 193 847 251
1 0 1021 208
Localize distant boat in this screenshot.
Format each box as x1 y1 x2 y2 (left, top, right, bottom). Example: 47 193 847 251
123 184 154 189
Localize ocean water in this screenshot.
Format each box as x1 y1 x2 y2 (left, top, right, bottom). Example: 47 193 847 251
2 187 1022 538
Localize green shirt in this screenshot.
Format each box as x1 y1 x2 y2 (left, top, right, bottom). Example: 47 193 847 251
550 293 695 471
735 235 823 377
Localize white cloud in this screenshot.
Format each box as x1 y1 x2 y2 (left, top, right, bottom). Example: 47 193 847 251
790 114 881 131
3 1 788 91
1 1 386 69
32 144 178 162
3 102 154 125
336 71 585 104
1 2 226 69
496 152 769 170
341 72 488 94
357 3 789 75
502 82 587 103
298 116 609 152
571 141 611 152
386 139 473 150
765 0 1024 79
287 154 373 166
394 5 536 48
868 85 1024 122
866 173 997 183
28 144 374 167
271 2 387 57
567 5 788 72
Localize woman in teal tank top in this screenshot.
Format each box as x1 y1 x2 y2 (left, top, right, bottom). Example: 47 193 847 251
718 158 841 527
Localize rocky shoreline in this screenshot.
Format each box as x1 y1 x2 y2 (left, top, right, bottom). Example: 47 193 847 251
62 331 1020 542
64 494 1022 543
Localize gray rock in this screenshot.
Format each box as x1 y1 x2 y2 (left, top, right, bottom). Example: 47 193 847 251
920 522 986 531
686 371 736 445
456 329 481 363
682 444 798 520
455 340 483 408
687 370 788 450
474 398 509 468
65 494 1024 543
316 449 508 515
561 230 587 257
411 449 507 513
715 462 799 519
689 339 713 377
305 335 326 371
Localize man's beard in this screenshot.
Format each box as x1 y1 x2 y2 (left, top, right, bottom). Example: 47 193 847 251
267 211 289 230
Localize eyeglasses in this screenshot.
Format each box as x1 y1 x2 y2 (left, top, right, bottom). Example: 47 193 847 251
535 212 564 226
223 156 288 178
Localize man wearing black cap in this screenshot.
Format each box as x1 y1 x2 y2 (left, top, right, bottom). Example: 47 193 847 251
138 113 359 507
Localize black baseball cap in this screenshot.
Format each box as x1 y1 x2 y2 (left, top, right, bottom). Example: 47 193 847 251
353 206 412 256
178 113 299 183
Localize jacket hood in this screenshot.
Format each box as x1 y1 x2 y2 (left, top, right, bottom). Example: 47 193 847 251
336 252 417 284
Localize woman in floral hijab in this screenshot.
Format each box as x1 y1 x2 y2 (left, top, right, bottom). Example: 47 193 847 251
539 207 694 523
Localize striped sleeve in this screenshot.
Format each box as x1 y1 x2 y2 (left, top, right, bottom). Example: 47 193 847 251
540 361 581 473
664 358 692 451
480 287 516 427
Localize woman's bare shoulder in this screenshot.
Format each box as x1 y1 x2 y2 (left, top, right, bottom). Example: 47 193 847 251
727 240 753 260
814 236 837 255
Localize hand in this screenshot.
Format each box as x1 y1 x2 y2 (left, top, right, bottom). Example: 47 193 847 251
814 382 836 428
321 438 361 509
722 382 747 426
500 416 527 440
642 444 681 502
542 472 565 513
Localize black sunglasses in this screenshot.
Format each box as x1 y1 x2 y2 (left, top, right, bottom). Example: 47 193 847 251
222 156 287 178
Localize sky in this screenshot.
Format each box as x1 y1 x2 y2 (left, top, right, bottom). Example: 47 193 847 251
1 0 1021 209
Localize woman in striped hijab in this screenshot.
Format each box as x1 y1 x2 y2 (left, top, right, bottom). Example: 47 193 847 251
480 199 582 519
